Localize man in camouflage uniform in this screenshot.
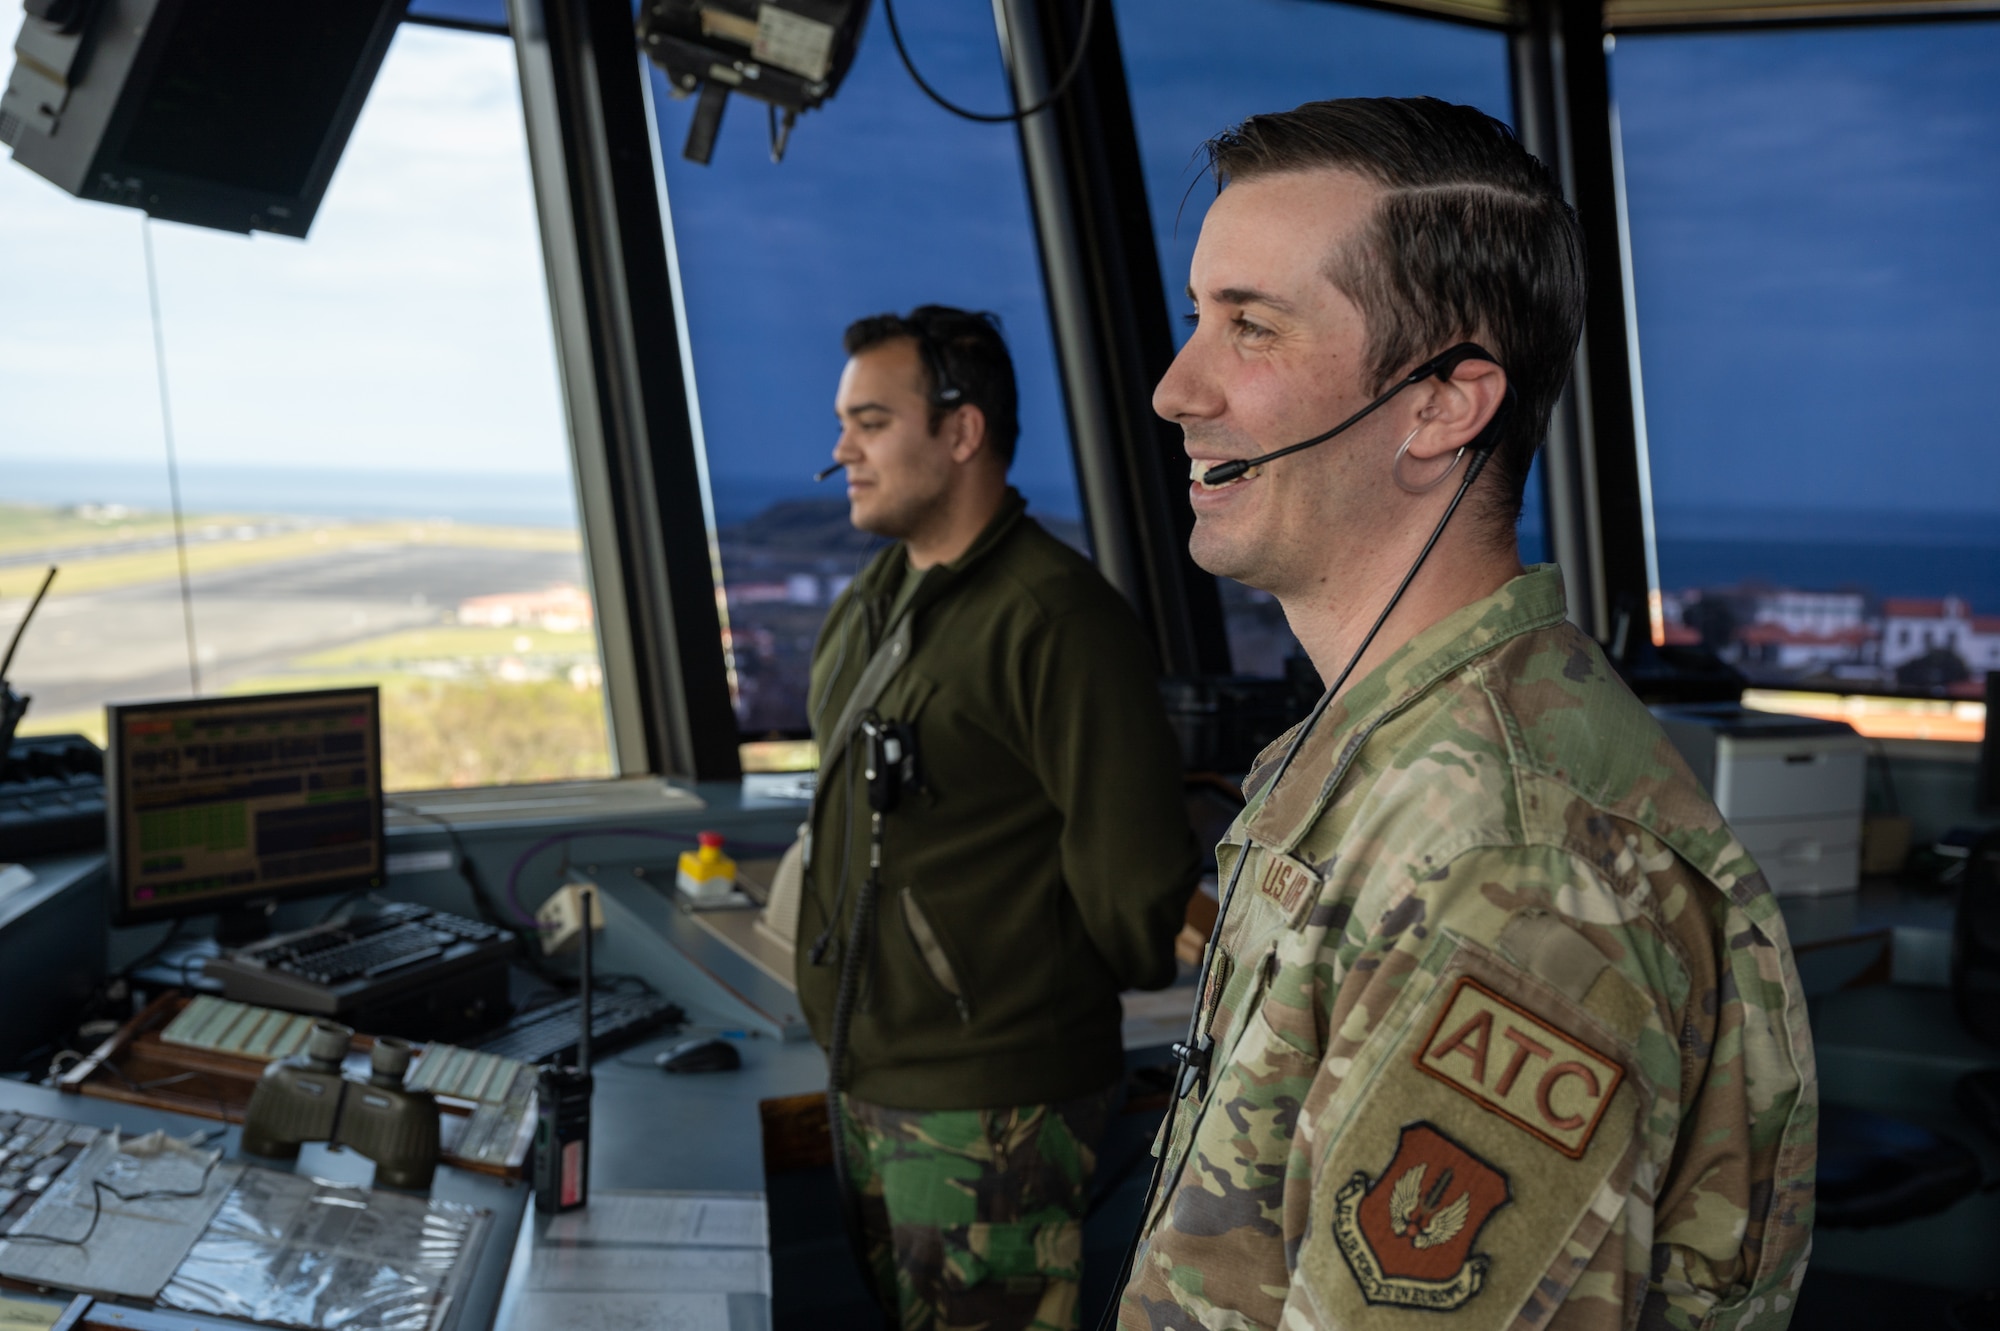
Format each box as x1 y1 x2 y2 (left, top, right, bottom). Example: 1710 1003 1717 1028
801 307 1199 1330
842 1096 1116 1331
1119 98 1815 1330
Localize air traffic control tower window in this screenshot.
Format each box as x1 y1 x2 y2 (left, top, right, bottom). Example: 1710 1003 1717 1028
0 22 615 789
1115 0 1532 678
1614 23 2000 742
649 2 1085 765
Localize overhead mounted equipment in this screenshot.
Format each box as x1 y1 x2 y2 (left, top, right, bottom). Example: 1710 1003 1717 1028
0 0 407 237
636 0 868 164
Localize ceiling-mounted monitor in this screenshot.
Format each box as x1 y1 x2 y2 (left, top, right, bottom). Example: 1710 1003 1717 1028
0 0 407 237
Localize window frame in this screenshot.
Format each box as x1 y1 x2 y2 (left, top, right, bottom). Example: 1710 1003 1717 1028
485 0 1992 797
500 0 740 786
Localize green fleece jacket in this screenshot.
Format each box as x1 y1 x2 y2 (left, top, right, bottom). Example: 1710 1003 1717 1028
797 489 1199 1111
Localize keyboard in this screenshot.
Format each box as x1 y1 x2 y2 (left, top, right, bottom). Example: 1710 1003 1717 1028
273 917 481 985
472 991 684 1067
204 902 518 1031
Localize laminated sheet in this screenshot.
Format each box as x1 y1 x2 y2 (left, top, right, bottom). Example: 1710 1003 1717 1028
158 1168 490 1331
0 1130 238 1300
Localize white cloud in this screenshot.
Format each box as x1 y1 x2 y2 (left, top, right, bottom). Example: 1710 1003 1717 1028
0 23 569 477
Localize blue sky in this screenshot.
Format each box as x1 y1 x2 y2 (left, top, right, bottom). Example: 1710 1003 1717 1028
0 24 568 493
654 0 1516 525
650 0 1079 521
6 2 1996 541
1113 0 1512 347
1614 22 2000 521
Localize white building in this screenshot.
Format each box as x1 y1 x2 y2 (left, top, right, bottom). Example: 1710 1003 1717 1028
1752 589 1866 638
1969 616 2000 674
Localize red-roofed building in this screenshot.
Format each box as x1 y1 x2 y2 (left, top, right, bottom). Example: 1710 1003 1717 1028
458 584 594 633
1972 618 2000 673
1881 596 1971 669
1881 597 1962 621
1735 623 1875 673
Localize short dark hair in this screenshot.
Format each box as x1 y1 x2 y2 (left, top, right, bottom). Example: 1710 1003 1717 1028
842 305 1020 468
1203 97 1585 533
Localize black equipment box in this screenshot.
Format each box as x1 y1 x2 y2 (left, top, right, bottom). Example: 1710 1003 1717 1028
203 902 518 1044
1 733 106 860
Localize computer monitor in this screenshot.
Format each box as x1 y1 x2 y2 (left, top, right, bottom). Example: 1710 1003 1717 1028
108 687 385 938
2 0 405 237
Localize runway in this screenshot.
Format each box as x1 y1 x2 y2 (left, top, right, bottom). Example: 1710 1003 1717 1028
1 541 588 719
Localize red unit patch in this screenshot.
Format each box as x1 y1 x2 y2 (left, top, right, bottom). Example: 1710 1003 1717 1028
1332 1122 1512 1311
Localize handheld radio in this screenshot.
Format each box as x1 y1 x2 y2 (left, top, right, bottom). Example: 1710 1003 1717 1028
534 884 595 1213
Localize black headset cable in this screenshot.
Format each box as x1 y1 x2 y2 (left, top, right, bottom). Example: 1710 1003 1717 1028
1092 385 1509 1331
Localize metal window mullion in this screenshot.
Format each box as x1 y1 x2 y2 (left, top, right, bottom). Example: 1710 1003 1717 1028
507 0 739 781
1511 0 1654 645
511 0 650 775
1511 4 1610 638
992 0 1144 608
991 0 1230 677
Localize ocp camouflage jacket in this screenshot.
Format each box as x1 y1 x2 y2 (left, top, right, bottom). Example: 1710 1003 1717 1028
1120 564 1816 1331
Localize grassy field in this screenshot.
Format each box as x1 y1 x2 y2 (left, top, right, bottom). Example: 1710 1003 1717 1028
214 671 614 791
0 502 191 557
8 500 612 790
294 625 599 669
22 665 614 791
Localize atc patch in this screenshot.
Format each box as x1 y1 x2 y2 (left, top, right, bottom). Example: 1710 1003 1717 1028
1414 977 1624 1158
1332 1123 1511 1311
1296 940 1648 1329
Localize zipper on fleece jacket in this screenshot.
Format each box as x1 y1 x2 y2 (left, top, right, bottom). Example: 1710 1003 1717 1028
899 888 972 1025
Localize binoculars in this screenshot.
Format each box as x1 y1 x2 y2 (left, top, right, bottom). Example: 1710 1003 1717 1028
242 1020 441 1190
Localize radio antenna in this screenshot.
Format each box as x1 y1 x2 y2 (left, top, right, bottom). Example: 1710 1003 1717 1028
0 566 57 683
577 886 593 1070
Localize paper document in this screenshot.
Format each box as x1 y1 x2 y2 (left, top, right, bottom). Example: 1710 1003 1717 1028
531 1243 768 1296
0 1294 69 1331
499 1192 770 1331
543 1192 766 1249
505 1292 735 1331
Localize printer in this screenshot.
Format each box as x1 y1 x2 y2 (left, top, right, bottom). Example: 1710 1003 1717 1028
1651 704 1866 897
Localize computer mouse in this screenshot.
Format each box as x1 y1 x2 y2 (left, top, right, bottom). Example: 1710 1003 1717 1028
655 1036 742 1074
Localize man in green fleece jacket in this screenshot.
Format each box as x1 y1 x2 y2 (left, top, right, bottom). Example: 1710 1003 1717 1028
798 305 1199 1331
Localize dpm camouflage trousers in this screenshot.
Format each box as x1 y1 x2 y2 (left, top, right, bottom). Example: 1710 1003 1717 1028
839 1087 1118 1331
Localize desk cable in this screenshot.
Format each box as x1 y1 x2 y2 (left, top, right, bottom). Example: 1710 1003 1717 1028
5 1130 225 1250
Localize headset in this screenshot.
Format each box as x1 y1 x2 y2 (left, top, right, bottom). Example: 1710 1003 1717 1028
1095 343 1517 1329
1199 342 1503 487
815 319 967 483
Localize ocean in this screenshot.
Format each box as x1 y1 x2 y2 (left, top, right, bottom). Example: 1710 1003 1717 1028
0 460 1085 533
3 459 584 530
6 460 1993 613
1657 537 2000 612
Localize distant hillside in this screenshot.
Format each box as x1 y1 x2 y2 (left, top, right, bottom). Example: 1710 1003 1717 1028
720 496 1089 558
718 498 880 554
